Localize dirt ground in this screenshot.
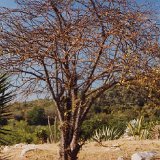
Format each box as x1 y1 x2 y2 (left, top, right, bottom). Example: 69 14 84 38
1 139 160 160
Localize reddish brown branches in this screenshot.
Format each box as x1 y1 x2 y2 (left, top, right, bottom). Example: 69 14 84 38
0 0 159 159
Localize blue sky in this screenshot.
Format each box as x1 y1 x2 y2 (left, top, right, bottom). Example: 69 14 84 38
0 0 16 8
0 0 160 8
0 0 159 23
0 0 160 15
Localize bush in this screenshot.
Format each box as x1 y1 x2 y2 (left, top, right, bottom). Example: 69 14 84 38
35 126 48 143
80 115 107 141
2 120 44 144
14 113 25 121
1 120 32 144
27 106 47 125
0 118 8 125
1 119 61 145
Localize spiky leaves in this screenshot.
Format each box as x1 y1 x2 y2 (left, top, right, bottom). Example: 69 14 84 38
0 74 13 145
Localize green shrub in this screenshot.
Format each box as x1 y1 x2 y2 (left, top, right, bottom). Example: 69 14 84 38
80 115 107 141
14 112 25 121
27 106 47 125
35 126 48 143
1 120 36 144
0 118 8 125
1 120 60 145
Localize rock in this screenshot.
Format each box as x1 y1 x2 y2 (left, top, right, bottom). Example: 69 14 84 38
131 151 157 160
22 144 36 149
19 144 52 158
117 156 124 160
14 143 25 148
20 144 37 158
2 146 10 153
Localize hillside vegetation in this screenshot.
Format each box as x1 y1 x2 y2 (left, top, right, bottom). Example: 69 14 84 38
0 83 159 145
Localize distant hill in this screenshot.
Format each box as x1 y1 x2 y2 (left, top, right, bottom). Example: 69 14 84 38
8 99 57 120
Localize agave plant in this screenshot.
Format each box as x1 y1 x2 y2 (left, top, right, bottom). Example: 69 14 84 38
126 116 144 137
92 125 124 142
0 74 14 160
0 74 13 145
125 116 156 140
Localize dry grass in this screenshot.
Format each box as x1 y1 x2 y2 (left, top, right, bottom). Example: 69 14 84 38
79 140 160 160
1 140 160 160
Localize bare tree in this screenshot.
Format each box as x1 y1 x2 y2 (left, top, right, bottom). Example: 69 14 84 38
0 0 159 159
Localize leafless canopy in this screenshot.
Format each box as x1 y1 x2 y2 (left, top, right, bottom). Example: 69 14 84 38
0 0 159 159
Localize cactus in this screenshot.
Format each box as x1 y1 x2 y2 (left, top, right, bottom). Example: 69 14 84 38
53 116 58 142
48 116 59 143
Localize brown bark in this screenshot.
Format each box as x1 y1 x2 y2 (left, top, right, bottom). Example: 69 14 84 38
58 118 81 160
59 137 81 160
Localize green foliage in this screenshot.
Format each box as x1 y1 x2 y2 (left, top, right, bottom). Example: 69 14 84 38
2 120 35 144
1 120 50 144
0 74 13 145
92 125 124 142
0 118 8 125
126 116 157 140
80 115 107 141
0 74 13 108
14 112 25 121
0 78 159 145
91 84 160 120
83 83 160 141
1 119 61 145
27 106 47 125
35 126 48 143
52 116 59 143
10 99 56 121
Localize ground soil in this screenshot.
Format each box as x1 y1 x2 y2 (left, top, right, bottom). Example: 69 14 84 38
1 139 160 160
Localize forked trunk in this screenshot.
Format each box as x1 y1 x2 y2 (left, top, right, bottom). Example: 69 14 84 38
59 137 81 160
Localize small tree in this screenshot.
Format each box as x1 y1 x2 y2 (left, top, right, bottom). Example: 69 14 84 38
0 0 159 159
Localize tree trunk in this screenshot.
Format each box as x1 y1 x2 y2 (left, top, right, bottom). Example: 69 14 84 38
59 137 80 160
59 138 80 160
57 97 83 160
